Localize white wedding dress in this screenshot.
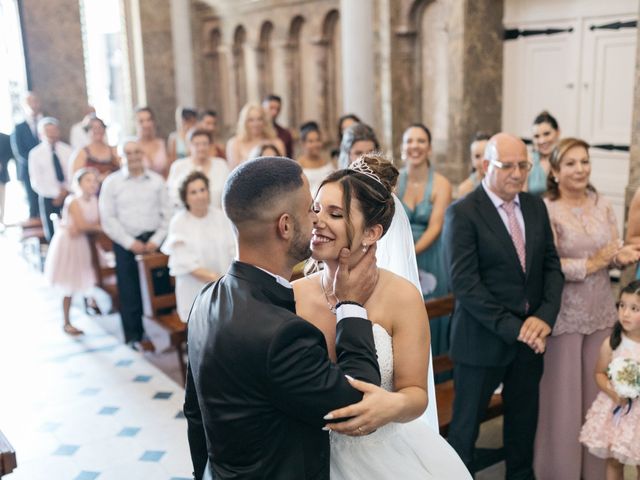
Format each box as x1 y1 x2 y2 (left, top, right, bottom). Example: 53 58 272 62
330 324 471 480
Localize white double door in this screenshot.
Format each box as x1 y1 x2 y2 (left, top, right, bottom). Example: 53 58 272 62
502 2 638 231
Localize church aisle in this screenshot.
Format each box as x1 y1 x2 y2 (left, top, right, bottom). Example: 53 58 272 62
0 234 192 480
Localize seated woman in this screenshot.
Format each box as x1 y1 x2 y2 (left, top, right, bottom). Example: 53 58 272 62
293 153 469 479
161 171 235 322
69 116 119 185
226 103 285 169
331 113 361 162
197 110 226 160
167 106 198 165
167 129 229 209
297 121 335 196
247 143 281 159
528 110 560 195
135 106 169 177
457 131 490 198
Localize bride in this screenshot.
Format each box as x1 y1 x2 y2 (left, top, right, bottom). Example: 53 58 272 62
293 153 470 479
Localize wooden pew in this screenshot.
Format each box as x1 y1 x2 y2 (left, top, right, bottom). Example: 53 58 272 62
425 295 504 438
136 252 187 383
0 430 16 478
87 232 119 312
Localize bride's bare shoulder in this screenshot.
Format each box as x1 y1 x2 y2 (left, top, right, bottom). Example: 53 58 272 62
378 268 422 301
292 271 321 297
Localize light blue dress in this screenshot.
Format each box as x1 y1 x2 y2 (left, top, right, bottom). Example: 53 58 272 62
397 168 450 358
528 150 547 196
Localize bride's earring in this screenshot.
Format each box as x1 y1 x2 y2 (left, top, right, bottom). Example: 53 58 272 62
362 242 367 253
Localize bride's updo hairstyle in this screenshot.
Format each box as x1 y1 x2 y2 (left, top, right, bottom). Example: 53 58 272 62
318 152 398 248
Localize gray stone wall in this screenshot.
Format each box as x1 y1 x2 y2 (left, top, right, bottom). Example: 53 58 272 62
21 0 88 142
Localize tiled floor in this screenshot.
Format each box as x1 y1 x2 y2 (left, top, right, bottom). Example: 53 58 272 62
0 232 192 480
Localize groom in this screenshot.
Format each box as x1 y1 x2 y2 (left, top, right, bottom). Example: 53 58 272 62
184 157 385 480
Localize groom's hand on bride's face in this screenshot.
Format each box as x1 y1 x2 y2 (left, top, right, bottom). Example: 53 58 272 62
333 245 378 306
322 376 399 436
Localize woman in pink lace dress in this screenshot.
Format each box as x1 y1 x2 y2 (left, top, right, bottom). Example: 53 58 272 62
534 138 640 480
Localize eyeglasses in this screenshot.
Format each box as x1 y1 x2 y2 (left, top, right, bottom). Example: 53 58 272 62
491 159 533 172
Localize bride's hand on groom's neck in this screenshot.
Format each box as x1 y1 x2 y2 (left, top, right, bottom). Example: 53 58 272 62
333 245 378 306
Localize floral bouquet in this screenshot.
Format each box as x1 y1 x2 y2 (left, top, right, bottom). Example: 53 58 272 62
607 357 640 417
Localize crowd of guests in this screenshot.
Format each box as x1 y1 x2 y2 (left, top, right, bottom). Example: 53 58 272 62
3 88 640 479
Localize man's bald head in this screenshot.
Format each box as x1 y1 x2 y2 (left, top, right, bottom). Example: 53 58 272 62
483 132 530 201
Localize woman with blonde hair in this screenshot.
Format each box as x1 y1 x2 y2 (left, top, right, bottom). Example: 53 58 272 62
226 103 285 169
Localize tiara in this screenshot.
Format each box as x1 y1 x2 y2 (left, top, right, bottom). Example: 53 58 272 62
348 158 384 186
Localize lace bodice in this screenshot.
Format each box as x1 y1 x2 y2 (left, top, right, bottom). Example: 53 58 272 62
331 324 399 446
373 324 394 391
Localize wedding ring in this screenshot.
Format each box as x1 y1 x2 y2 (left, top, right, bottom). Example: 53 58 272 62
357 426 364 434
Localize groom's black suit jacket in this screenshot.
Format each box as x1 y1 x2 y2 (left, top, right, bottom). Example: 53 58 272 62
443 185 564 367
184 261 381 480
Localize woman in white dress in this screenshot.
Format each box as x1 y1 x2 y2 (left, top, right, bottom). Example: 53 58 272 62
162 171 235 322
292 153 470 479
297 121 335 197
166 128 229 210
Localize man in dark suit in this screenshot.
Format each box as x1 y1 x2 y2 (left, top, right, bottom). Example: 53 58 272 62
185 156 387 480
443 133 563 479
0 132 13 225
10 91 42 219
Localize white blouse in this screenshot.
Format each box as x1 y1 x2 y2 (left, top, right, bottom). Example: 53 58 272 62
167 157 230 210
161 208 236 322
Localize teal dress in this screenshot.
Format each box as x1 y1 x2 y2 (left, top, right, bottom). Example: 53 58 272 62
528 151 547 196
398 168 451 360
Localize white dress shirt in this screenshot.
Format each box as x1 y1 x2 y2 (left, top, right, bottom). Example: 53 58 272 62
481 178 526 241
166 157 230 210
99 168 171 249
28 141 73 198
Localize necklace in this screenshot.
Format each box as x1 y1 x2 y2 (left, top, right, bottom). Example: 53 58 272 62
320 274 338 314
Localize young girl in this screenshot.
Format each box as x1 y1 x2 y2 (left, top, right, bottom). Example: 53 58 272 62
580 280 640 479
44 168 102 335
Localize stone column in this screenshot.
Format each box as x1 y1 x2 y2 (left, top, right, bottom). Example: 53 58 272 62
451 0 503 181
170 0 195 107
626 1 640 215
20 0 88 142
340 0 375 124
126 0 177 138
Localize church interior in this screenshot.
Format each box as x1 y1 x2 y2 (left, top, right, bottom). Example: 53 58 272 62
1 0 640 478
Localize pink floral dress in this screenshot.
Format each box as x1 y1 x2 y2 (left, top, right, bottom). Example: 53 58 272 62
580 334 640 465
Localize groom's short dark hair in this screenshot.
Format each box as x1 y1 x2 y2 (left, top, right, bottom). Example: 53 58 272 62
223 156 304 225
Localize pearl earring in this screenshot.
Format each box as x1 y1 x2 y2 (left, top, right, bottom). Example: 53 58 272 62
362 243 367 253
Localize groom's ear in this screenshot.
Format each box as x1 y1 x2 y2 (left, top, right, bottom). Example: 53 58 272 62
276 212 293 240
364 224 383 244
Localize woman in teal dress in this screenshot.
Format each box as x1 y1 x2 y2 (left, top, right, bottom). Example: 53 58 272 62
458 131 491 198
397 124 452 358
528 110 560 196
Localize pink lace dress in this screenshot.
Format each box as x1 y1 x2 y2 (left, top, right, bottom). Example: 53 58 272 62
43 195 98 294
544 193 619 336
580 334 640 465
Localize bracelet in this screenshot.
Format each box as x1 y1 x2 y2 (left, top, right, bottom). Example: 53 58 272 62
335 300 364 309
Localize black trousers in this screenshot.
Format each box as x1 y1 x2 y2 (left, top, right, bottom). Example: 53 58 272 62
38 196 62 242
20 163 39 218
448 344 544 480
113 232 153 343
